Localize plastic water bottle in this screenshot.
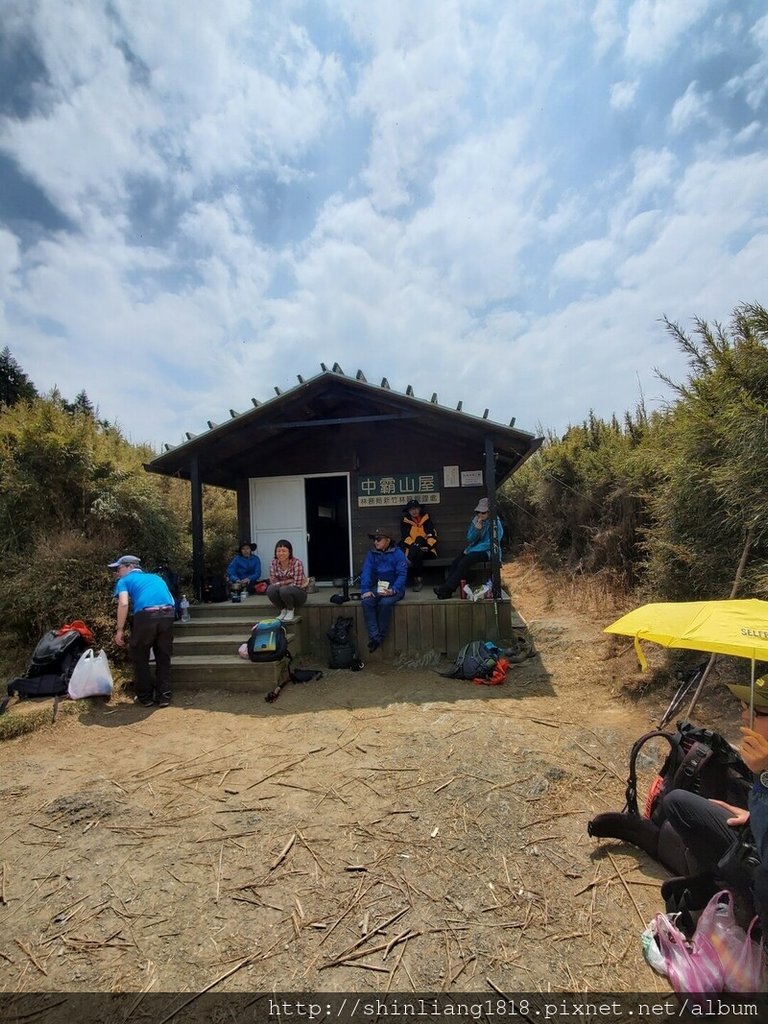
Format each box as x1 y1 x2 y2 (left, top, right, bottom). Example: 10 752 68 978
180 594 191 622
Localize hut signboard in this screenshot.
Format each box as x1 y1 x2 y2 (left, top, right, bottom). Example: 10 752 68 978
357 472 440 508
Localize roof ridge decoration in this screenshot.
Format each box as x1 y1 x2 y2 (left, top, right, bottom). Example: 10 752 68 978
162 366 538 450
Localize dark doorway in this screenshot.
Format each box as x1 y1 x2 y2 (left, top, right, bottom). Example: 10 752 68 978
305 476 350 580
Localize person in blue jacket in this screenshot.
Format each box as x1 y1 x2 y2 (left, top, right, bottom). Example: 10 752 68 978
360 527 408 652
434 497 503 599
226 541 262 595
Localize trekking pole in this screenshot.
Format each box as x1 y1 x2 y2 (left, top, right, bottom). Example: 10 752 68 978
683 525 754 722
485 440 502 641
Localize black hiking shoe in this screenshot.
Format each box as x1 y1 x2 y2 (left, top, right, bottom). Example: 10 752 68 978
157 692 172 708
133 695 155 708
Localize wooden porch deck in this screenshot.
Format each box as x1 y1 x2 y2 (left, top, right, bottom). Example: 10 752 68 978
298 587 522 660
171 589 527 692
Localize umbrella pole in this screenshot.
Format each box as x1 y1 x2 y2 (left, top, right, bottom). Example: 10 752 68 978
683 526 755 722
750 658 756 730
683 653 717 722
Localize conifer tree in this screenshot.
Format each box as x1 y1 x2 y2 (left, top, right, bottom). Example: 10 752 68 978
0 347 37 406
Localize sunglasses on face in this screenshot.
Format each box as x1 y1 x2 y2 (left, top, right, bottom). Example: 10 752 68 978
742 702 768 717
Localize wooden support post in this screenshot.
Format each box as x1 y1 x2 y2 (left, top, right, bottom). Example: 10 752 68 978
190 454 204 602
484 438 502 602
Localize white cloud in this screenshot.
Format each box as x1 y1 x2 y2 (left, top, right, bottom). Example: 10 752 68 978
592 0 624 58
553 238 616 282
668 81 711 134
725 13 768 110
2 0 767 448
610 79 639 110
0 228 21 296
625 0 715 63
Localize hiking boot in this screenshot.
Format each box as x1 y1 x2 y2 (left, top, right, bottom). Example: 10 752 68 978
367 638 381 652
661 872 716 908
277 609 288 620
282 609 295 623
413 578 423 592
157 692 172 708
133 695 155 708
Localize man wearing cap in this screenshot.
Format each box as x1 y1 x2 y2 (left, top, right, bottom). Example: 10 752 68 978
360 529 409 652
400 499 438 592
661 676 768 939
434 497 503 599
109 555 176 708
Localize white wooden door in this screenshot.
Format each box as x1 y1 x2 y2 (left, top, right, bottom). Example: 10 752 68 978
249 477 308 569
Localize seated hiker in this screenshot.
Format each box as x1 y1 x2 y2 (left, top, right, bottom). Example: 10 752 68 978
399 498 438 592
661 676 768 938
267 539 308 623
360 527 408 652
226 541 262 595
434 497 503 599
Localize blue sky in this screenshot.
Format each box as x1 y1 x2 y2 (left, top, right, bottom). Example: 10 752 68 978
1 0 767 449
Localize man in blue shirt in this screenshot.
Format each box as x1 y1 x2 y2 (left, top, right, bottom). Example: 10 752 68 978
110 554 175 708
434 497 504 599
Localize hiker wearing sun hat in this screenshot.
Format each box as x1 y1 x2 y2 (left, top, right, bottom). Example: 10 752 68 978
433 497 504 599
359 527 408 652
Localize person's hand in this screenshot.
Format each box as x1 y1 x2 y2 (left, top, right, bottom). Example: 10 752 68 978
709 798 750 827
115 628 126 648
739 725 768 773
362 591 374 599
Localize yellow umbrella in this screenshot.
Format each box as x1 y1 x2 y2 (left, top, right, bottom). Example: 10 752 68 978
604 598 768 724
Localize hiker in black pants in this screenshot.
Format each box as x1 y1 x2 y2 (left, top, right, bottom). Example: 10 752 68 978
662 677 768 939
110 554 175 708
400 499 438 592
434 497 503 599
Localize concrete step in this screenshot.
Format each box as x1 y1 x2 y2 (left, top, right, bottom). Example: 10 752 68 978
174 631 297 657
177 615 275 636
190 600 276 618
177 614 304 643
172 654 289 691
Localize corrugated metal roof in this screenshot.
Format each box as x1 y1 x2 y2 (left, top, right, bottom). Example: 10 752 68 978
155 364 537 456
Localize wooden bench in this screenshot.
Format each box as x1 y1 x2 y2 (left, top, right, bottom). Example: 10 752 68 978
424 557 489 584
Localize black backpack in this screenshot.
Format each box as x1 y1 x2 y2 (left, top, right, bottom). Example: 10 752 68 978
246 620 288 662
1 628 88 715
587 721 753 874
439 640 502 681
326 616 361 670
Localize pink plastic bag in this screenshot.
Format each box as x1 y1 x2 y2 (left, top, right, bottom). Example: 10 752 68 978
694 890 766 993
653 912 723 994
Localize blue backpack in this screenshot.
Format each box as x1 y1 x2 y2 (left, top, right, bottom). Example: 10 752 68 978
246 619 288 662
440 640 502 680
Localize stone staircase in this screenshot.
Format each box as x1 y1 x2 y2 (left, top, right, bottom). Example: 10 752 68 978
172 599 303 694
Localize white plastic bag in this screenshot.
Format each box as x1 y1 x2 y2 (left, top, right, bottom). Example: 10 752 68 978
641 917 669 976
68 648 114 699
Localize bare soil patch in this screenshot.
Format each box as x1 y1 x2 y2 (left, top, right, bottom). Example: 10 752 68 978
0 562 743 997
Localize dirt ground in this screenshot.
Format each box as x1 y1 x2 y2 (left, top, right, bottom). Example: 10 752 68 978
0 561 744 999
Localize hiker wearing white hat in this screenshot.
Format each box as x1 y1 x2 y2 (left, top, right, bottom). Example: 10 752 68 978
433 497 503 599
